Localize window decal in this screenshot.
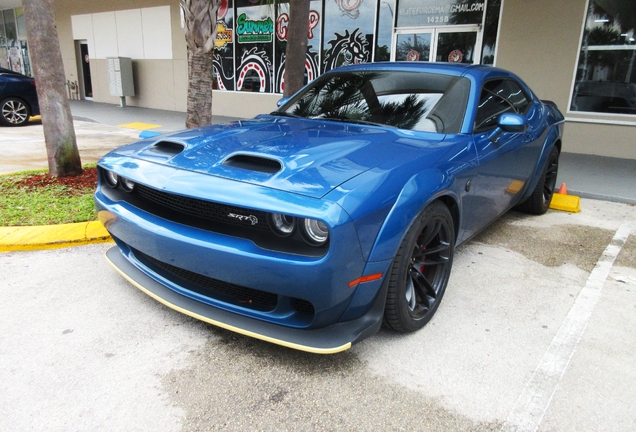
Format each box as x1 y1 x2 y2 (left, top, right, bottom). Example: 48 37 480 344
323 28 370 72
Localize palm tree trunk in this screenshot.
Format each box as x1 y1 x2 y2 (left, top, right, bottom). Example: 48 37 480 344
186 50 213 128
23 0 82 177
284 0 311 97
181 0 220 128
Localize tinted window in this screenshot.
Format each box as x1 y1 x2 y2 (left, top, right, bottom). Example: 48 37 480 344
474 79 529 132
278 71 470 133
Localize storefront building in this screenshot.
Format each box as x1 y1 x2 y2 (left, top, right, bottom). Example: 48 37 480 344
1 0 635 159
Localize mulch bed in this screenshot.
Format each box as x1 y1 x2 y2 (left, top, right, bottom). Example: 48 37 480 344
14 167 98 191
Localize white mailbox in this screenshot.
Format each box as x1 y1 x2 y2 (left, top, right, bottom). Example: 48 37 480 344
107 57 135 106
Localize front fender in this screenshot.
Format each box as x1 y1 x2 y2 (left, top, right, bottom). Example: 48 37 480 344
366 170 455 263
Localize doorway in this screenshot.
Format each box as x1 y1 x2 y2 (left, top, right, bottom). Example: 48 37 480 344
75 40 93 99
392 27 482 64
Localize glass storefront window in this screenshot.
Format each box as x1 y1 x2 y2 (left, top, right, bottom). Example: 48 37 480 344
204 0 501 94
375 0 395 62
0 17 7 69
15 8 26 38
322 0 374 73
274 0 321 93
395 33 432 61
3 9 16 42
570 0 636 115
2 8 25 74
213 0 235 91
234 0 275 93
436 31 476 63
481 0 501 65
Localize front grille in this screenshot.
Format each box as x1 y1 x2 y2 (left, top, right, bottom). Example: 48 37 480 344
133 249 316 318
135 183 270 232
133 249 278 311
98 167 328 257
293 298 315 316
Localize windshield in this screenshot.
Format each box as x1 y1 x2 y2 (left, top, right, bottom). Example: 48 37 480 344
276 70 470 134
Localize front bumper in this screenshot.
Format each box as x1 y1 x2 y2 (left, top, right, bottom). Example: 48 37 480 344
106 246 387 353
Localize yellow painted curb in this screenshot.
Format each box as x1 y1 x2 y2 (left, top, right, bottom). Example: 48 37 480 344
0 220 112 252
549 193 581 213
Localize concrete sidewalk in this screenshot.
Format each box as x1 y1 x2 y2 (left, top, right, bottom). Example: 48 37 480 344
1 100 635 252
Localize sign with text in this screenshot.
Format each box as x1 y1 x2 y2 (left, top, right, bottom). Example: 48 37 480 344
397 0 485 28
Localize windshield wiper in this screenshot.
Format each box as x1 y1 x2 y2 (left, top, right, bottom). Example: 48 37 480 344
319 117 392 128
269 111 303 118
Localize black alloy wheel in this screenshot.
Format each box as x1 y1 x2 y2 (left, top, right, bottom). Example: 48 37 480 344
516 146 560 215
384 201 455 333
0 98 30 126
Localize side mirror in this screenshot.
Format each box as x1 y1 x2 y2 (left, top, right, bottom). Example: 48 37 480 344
498 113 528 133
487 113 528 142
277 97 291 108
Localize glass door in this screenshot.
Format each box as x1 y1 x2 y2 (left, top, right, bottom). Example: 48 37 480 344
394 31 433 62
392 27 481 64
435 27 479 63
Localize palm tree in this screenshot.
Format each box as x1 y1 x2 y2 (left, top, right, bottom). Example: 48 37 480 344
283 0 311 97
23 0 82 177
181 0 221 128
181 0 310 125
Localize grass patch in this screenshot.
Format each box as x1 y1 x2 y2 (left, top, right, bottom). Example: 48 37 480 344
0 165 98 226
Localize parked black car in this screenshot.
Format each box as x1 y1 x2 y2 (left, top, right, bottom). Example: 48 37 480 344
0 67 40 126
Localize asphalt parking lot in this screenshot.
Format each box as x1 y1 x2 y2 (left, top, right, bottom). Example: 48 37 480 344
2 199 635 431
2 110 636 430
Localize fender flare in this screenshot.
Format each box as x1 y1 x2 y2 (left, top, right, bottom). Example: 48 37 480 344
366 169 459 263
520 124 562 201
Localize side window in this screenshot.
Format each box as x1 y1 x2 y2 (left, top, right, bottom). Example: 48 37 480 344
501 80 530 114
474 79 530 132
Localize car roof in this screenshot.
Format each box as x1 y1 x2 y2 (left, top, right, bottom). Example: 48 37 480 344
326 61 515 81
0 67 27 77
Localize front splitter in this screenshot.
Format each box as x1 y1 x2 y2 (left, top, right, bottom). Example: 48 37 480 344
106 246 384 354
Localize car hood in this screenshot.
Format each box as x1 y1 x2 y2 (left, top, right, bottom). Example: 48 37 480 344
114 115 445 198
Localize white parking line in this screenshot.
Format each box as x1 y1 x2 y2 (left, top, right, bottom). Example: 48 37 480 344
502 220 635 432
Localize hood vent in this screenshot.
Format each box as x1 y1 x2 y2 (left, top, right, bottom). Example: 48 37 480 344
223 154 282 174
147 141 185 156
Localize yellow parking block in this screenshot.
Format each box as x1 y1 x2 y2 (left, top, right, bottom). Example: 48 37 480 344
0 220 112 252
550 193 581 213
118 122 162 130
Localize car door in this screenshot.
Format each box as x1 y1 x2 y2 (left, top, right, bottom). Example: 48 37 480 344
460 78 540 241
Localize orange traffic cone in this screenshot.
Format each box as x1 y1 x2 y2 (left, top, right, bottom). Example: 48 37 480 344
557 183 567 195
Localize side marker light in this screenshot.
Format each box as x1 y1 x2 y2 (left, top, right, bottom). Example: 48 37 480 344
348 273 383 288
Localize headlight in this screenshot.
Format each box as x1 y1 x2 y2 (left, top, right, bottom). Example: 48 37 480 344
104 170 118 188
269 213 295 236
302 218 329 245
121 177 135 192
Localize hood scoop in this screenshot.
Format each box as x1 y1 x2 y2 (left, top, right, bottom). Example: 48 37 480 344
139 141 185 161
223 154 282 174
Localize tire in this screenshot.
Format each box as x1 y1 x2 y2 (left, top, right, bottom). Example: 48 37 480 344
0 97 31 126
516 146 559 215
383 201 455 333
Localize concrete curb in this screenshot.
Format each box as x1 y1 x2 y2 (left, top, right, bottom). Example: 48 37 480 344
0 220 112 252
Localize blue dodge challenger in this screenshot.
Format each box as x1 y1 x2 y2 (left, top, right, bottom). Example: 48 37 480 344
96 62 564 353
